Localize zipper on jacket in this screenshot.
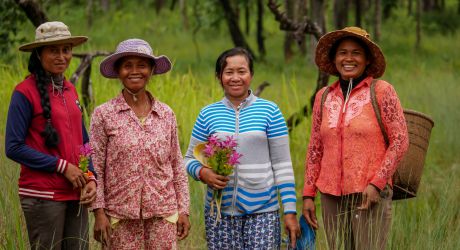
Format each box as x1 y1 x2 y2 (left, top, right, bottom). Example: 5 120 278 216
230 103 242 216
61 92 74 162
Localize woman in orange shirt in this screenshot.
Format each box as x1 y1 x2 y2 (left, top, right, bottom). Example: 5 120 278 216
302 27 409 250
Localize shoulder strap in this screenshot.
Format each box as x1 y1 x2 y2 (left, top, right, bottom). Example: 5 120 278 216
370 79 389 147
320 87 330 120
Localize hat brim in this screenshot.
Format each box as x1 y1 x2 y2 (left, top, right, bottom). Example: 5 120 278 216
99 52 172 78
19 36 88 52
315 30 386 78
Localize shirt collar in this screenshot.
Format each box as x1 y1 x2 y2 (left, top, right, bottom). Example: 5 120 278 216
221 89 257 110
329 76 374 93
112 90 165 118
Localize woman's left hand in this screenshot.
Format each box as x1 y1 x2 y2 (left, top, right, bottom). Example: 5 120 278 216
80 181 97 205
358 184 381 210
177 214 191 240
284 213 301 248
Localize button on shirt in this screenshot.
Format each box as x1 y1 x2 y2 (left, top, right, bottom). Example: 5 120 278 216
90 92 189 219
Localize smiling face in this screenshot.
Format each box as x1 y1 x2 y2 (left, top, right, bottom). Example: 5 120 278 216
40 44 72 75
117 56 154 92
333 38 370 80
219 55 253 106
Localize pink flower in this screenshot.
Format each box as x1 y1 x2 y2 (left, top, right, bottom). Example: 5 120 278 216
228 151 242 165
222 136 237 149
79 143 92 157
203 144 215 157
208 134 219 147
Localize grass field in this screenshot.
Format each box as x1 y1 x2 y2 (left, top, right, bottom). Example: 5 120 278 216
1 2 459 249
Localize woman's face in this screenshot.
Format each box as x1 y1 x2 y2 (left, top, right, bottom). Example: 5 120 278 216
219 55 253 104
334 38 369 80
117 56 154 92
40 44 72 75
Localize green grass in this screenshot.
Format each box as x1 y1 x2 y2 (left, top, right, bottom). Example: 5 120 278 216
1 3 460 249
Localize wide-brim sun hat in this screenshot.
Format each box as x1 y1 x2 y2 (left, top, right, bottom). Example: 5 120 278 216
100 38 172 78
315 26 386 78
19 21 87 52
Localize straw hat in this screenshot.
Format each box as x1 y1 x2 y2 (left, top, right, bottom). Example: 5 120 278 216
315 26 386 78
100 38 172 78
19 21 87 52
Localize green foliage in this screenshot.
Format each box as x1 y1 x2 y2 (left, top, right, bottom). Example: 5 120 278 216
422 9 460 35
0 0 27 57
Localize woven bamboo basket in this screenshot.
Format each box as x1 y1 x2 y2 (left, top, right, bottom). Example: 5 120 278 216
392 109 434 200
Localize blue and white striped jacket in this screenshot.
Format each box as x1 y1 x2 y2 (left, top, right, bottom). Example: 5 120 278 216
185 92 297 215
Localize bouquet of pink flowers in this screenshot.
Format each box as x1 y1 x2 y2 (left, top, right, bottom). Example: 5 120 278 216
78 143 94 180
194 135 242 222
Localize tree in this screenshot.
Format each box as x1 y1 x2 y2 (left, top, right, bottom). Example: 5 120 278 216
334 0 349 29
256 0 266 58
0 0 27 55
283 0 296 62
219 0 255 58
355 0 362 27
14 0 48 27
374 0 382 42
416 0 422 49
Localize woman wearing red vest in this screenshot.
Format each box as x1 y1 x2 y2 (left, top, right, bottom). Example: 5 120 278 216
5 21 96 249
302 27 409 250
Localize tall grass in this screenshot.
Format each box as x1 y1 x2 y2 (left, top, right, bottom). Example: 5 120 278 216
1 3 459 250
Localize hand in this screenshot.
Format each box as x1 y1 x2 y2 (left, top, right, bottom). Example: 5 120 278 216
284 213 300 249
93 208 111 247
176 214 191 240
358 184 381 210
64 163 86 189
302 198 319 229
80 181 96 205
199 167 229 190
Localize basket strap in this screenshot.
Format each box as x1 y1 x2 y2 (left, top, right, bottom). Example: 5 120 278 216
370 79 390 147
320 87 330 120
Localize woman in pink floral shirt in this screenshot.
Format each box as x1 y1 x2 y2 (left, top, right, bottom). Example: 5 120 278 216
90 39 190 249
302 27 409 250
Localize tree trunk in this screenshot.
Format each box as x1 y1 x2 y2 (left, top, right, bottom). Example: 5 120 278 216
416 0 422 49
155 0 166 14
374 0 382 42
219 0 256 58
180 0 189 31
256 0 266 58
100 0 109 12
14 0 48 27
284 0 295 62
408 0 413 15
334 0 349 29
296 0 308 55
86 0 93 27
355 0 362 27
244 1 250 35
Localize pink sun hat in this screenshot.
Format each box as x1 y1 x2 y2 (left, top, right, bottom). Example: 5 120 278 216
100 38 172 78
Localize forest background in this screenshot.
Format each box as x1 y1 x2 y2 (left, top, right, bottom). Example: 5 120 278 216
0 0 459 249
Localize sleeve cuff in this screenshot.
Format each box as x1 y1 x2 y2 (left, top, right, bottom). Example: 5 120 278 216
282 202 297 214
56 159 68 174
370 178 387 191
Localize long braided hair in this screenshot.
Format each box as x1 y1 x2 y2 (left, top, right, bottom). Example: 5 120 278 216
28 49 60 147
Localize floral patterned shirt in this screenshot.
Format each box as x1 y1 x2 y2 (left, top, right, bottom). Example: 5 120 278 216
303 77 409 197
90 92 189 219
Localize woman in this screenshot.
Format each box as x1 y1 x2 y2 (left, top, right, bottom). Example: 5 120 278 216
90 38 190 249
184 47 300 249
5 21 97 249
302 27 409 250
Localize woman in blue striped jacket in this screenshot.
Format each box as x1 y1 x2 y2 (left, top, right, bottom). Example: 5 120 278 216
184 47 300 249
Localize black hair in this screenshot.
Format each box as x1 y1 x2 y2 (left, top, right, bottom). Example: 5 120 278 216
215 47 254 79
328 36 372 63
28 49 60 148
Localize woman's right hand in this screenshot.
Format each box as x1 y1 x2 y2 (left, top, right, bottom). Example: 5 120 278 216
64 163 86 189
199 167 229 190
93 208 111 247
302 198 319 229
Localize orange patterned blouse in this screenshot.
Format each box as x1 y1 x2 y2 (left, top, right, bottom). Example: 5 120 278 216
303 77 409 197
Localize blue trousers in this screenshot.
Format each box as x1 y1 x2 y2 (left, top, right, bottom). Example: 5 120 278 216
205 209 281 250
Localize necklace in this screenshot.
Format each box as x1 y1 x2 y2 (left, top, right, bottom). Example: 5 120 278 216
125 88 141 102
